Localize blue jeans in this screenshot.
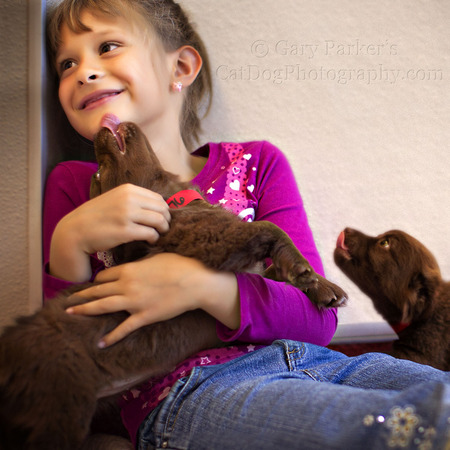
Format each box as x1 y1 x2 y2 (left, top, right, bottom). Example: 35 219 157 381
137 340 450 449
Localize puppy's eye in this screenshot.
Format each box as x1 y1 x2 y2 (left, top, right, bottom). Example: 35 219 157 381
379 238 390 248
94 170 101 180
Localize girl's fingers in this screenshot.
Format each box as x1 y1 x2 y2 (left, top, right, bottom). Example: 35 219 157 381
68 269 121 297
110 199 170 244
85 184 171 248
66 296 147 347
93 266 121 283
125 217 166 244
134 209 171 235
117 184 172 224
98 313 149 348
64 255 205 347
66 295 125 316
140 195 172 224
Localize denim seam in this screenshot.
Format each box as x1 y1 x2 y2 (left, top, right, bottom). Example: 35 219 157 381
163 367 203 435
300 369 324 382
285 342 306 371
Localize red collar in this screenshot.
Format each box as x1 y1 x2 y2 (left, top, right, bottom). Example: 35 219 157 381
166 190 203 209
391 322 411 334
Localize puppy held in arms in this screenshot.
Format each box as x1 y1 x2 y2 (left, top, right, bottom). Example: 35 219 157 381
0 115 347 450
335 227 449 371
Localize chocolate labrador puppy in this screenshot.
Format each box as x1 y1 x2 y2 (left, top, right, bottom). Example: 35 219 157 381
334 227 449 370
0 119 346 449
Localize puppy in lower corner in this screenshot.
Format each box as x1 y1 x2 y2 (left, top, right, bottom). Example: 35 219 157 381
334 228 449 371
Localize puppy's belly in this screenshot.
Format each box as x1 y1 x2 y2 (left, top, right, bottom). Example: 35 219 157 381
97 372 154 398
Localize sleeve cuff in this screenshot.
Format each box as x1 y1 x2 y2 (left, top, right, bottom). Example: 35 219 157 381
42 263 78 301
215 272 252 342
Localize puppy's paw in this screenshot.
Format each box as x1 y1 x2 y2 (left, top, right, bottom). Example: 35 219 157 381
264 259 318 289
286 262 320 290
304 275 348 308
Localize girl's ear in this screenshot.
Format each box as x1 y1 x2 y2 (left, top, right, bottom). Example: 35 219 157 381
172 45 203 88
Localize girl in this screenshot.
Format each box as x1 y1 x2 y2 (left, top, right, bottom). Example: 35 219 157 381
44 1 449 449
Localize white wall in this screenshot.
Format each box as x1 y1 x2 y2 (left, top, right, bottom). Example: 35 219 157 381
180 0 449 337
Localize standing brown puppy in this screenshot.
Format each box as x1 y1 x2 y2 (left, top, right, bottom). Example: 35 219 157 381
334 227 449 370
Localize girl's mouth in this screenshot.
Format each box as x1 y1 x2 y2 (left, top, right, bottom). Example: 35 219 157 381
79 90 124 111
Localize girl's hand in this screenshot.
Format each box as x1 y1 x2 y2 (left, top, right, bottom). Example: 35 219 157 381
49 184 171 282
67 253 241 347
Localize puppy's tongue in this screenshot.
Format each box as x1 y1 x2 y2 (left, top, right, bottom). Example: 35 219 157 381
336 231 349 250
100 114 124 153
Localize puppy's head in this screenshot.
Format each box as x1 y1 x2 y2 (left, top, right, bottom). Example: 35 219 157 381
334 228 441 324
90 115 166 199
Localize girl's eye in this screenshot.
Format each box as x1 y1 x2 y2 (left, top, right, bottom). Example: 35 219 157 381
59 59 76 73
379 238 390 248
99 42 119 55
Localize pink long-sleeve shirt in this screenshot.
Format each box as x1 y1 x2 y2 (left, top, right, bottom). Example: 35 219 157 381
42 140 337 441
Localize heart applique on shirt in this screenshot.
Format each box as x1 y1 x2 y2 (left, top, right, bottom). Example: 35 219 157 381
229 180 240 191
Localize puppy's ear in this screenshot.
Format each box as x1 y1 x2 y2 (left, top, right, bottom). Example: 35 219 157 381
401 269 440 323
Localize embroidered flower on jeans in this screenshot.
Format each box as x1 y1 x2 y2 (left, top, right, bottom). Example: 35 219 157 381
363 415 375 426
363 406 441 449
416 427 436 450
386 406 420 448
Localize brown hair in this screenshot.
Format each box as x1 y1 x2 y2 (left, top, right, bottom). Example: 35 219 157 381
47 0 212 150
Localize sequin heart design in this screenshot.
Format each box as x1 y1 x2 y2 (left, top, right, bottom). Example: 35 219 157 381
243 154 252 160
232 166 241 175
248 185 255 193
229 180 240 191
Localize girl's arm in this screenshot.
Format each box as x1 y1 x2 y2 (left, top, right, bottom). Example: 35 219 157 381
49 184 170 282
43 161 96 299
42 162 171 295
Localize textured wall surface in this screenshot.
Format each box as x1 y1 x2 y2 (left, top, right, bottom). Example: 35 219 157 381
1 1 448 340
0 0 42 330
0 0 31 329
180 0 449 339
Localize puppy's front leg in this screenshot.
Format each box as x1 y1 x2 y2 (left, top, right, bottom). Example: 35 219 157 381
250 221 317 287
258 222 348 308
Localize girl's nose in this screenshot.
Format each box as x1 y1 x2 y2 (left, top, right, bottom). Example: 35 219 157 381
77 68 104 85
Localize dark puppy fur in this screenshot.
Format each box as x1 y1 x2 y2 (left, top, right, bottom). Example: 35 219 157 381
0 298 215 450
334 227 449 370
0 122 346 449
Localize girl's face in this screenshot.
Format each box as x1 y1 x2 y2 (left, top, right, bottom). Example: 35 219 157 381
57 11 176 141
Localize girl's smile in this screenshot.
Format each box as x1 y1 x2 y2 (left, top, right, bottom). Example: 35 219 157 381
78 89 124 111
